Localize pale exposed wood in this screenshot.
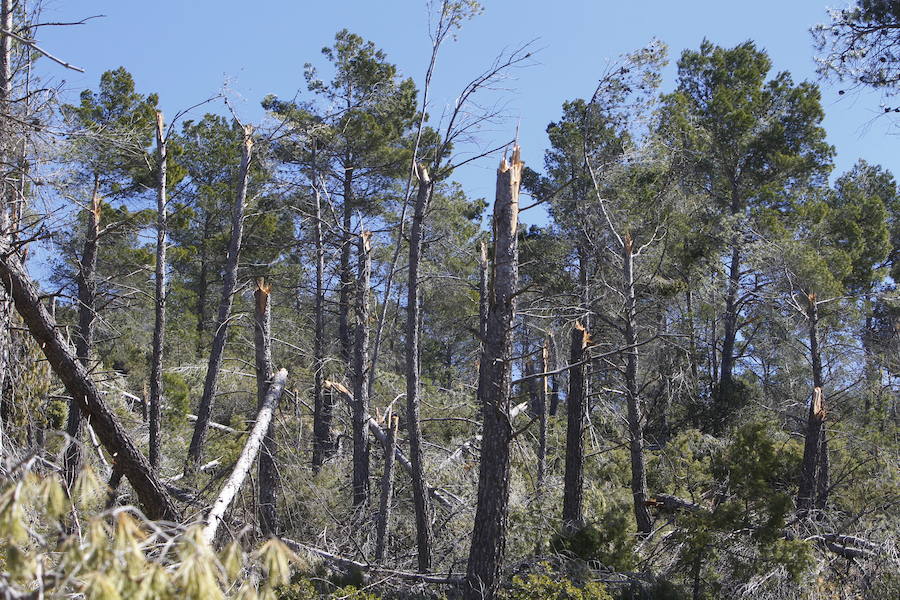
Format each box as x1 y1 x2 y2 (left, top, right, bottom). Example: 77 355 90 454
203 368 287 544
466 145 523 599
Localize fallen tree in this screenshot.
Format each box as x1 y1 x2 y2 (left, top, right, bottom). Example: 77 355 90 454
0 243 179 521
203 368 287 544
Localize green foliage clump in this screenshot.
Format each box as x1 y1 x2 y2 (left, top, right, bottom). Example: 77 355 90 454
162 371 191 421
499 566 612 600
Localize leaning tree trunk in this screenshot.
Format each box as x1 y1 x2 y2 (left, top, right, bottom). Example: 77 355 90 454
406 164 435 572
352 231 372 508
64 176 101 489
204 368 287 544
148 111 167 470
798 293 828 517
185 125 253 475
562 322 589 530
465 146 523 600
255 279 277 535
374 414 398 563
0 243 179 520
623 234 652 535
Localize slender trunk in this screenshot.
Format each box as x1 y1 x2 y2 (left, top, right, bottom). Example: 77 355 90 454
352 231 372 508
0 0 12 433
196 216 209 357
0 244 179 520
536 340 549 493
185 126 253 474
717 228 742 424
548 334 560 417
562 322 588 530
798 294 827 516
339 162 354 364
148 111 167 470
465 147 522 600
374 414 398 563
406 165 434 571
685 283 700 394
204 368 287 544
255 280 277 535
64 177 101 489
623 234 652 535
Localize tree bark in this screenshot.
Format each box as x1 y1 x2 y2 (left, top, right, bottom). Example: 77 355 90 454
406 164 434 571
64 176 101 489
716 225 742 427
536 340 549 494
255 279 277 535
465 147 523 600
148 111 167 470
204 368 287 544
185 125 253 475
339 160 354 364
352 231 372 508
562 322 589 530
798 293 828 516
622 234 652 535
0 0 12 445
0 243 179 520
375 414 398 563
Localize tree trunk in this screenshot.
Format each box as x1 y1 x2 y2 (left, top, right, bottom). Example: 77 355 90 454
798 293 828 516
374 414 398 563
311 157 336 470
548 333 560 417
406 164 434 571
204 368 287 544
148 111 167 471
0 0 12 444
185 125 253 475
465 147 522 600
536 340 549 493
562 322 588 530
339 161 354 364
717 229 742 426
64 176 101 489
623 234 652 535
352 231 372 508
255 279 277 535
0 243 179 520
196 215 209 357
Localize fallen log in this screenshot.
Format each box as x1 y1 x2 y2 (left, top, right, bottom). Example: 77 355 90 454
203 368 287 544
281 537 464 585
0 244 179 521
187 414 238 434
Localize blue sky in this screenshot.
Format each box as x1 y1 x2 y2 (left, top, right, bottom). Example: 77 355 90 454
38 0 897 229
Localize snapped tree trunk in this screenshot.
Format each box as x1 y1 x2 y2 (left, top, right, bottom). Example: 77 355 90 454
798 293 828 516
623 234 652 535
149 111 167 470
0 243 179 520
255 279 277 535
64 176 101 489
562 322 589 530
352 231 372 508
185 125 253 475
406 164 434 571
374 414 398 563
465 146 523 600
204 368 287 544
